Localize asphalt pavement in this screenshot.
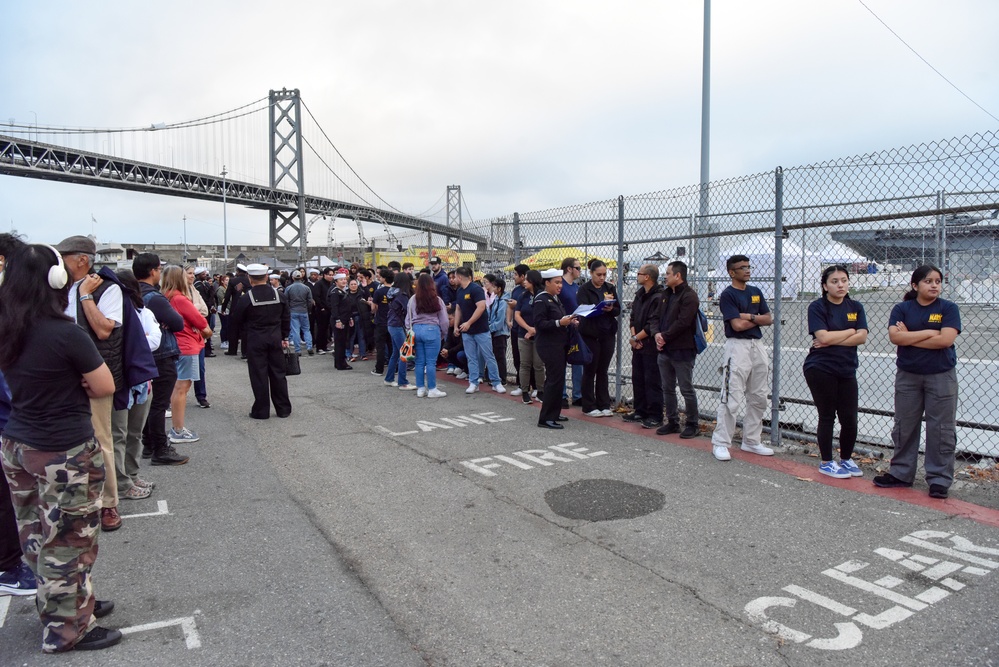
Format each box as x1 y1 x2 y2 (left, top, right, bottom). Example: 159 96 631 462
3 347 998 666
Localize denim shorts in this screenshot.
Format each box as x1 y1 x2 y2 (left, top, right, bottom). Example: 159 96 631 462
175 354 201 381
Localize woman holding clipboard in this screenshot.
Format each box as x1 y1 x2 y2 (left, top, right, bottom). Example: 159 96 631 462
576 260 620 417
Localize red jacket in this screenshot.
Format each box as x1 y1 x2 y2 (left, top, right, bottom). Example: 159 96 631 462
165 291 208 356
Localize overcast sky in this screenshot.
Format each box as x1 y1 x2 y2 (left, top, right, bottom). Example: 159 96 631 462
2 0 997 249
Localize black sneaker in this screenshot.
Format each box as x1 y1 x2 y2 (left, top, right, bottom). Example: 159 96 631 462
622 412 644 423
655 422 681 436
572 398 583 407
197 398 211 409
641 418 663 430
141 447 153 460
94 600 115 619
929 484 949 499
151 446 190 466
872 473 913 488
562 398 570 409
307 349 315 356
521 394 532 405
680 423 699 439
72 626 122 651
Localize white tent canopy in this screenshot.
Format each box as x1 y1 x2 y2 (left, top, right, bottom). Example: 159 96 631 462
818 241 867 265
303 255 340 269
716 235 822 299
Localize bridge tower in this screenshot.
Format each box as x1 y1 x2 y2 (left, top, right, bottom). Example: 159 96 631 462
269 88 307 258
446 185 462 253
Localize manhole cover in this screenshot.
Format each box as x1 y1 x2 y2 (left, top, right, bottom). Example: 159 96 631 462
544 479 665 521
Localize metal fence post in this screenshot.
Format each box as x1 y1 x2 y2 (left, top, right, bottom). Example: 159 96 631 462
771 167 784 448
513 212 521 264
615 195 625 405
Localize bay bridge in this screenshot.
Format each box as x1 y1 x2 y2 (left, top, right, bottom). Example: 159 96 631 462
0 88 508 263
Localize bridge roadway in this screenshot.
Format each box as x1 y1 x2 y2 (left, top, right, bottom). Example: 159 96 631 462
2 349 998 665
0 135 502 249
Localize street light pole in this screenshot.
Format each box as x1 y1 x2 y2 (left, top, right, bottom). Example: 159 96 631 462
221 165 229 265
183 214 188 263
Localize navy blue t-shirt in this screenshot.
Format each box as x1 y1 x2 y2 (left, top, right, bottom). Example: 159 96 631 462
803 297 868 377
889 298 961 375
456 282 489 335
515 289 536 338
719 284 771 339
560 280 580 314
373 284 391 326
510 284 526 335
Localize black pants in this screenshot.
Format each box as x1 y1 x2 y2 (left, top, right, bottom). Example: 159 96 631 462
804 367 858 461
332 321 351 369
582 333 615 412
142 354 178 453
631 351 662 420
247 335 291 418
0 469 21 571
492 334 508 385
315 307 331 352
537 343 567 424
374 323 390 373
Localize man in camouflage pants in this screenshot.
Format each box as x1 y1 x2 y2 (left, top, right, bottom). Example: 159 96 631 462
1 436 116 652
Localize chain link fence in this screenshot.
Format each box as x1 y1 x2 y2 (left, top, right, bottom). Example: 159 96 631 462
482 130 999 458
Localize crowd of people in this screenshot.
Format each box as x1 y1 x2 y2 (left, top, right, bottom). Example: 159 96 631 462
0 232 963 653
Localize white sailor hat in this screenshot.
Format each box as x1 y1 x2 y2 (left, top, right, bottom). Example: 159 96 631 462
268 273 280 280
195 266 209 276
540 269 562 279
245 263 269 277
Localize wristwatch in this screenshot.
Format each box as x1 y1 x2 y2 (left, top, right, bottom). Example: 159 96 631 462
80 294 94 301
750 313 756 322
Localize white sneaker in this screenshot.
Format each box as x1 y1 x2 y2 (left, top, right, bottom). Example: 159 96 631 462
585 409 604 417
427 388 447 398
601 409 614 417
713 445 732 461
455 371 469 380
530 389 538 399
446 367 457 375
510 387 523 396
384 380 398 387
465 383 479 394
492 383 506 394
416 387 427 398
741 442 774 456
399 384 417 391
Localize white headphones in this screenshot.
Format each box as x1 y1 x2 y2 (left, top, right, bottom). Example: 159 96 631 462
42 244 69 289
0 244 69 289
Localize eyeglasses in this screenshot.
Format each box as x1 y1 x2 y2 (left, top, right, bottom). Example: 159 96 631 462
731 265 752 271
572 266 582 270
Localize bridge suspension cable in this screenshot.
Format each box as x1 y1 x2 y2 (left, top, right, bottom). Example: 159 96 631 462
2 97 270 135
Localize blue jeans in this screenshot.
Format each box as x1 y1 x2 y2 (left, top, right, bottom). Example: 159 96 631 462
462 331 499 387
350 314 367 358
564 364 583 400
194 347 207 401
413 324 442 390
289 311 313 354
386 325 408 386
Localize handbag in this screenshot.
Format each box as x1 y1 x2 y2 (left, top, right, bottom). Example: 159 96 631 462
566 324 593 365
285 347 302 376
400 330 416 363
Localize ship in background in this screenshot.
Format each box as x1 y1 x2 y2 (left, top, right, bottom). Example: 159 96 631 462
831 210 999 277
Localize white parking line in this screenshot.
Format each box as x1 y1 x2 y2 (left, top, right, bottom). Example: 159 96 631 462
120 499 170 520
119 614 202 649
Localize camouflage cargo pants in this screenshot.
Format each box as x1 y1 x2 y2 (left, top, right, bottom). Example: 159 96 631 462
0 436 104 653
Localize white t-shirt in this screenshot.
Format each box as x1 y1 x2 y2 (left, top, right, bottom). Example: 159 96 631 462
66 279 123 327
138 306 162 352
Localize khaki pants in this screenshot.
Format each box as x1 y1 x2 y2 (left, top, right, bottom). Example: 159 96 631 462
90 395 117 509
711 338 769 449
